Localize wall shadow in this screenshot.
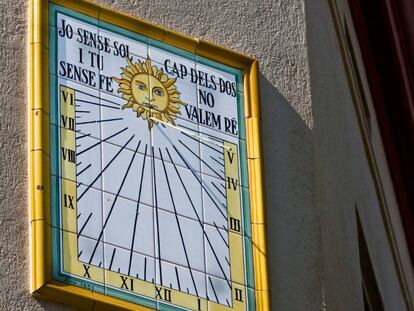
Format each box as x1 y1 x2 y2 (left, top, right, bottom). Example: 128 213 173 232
259 74 321 309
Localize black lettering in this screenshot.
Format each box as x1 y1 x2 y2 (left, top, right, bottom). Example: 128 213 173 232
63 193 74 209
231 82 237 97
78 48 84 64
61 148 76 163
61 89 74 106
235 288 243 302
155 286 162 299
120 276 134 291
99 74 113 92
164 288 172 302
180 64 188 78
227 176 238 190
155 286 172 302
190 68 198 83
231 118 238 135
88 51 103 70
58 19 73 39
164 59 172 74
199 89 215 107
226 81 232 95
82 264 91 278
230 217 241 232
61 116 75 130
226 150 235 164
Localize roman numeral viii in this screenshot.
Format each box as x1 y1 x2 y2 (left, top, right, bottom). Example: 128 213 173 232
61 148 75 163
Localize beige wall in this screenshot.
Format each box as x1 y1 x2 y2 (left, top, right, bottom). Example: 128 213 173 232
0 0 412 310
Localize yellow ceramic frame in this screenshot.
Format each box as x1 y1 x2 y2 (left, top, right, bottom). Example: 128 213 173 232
29 0 269 309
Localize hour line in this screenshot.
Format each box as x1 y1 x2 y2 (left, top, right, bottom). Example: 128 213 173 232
88 139 140 265
152 146 163 286
144 257 147 281
171 145 228 222
77 135 134 201
213 221 229 248
212 181 226 199
76 133 91 140
175 266 181 291
76 127 128 156
127 144 148 276
179 139 225 180
208 277 220 303
76 117 123 126
154 118 230 150
166 148 231 288
159 148 199 297
109 247 116 271
73 88 121 107
181 131 223 154
77 212 92 237
165 148 202 223
76 98 119 110
77 163 91 177
210 155 225 167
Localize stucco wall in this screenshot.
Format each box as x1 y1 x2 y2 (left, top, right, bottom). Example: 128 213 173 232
0 0 411 310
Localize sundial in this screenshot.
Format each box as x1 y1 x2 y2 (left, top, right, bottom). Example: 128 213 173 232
29 1 269 310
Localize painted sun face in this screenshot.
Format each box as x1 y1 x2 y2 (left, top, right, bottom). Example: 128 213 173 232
113 57 186 129
130 74 169 112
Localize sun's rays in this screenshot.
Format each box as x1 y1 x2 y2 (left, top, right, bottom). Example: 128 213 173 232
112 57 187 129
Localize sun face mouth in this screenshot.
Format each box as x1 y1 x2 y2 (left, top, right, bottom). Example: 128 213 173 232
112 57 187 129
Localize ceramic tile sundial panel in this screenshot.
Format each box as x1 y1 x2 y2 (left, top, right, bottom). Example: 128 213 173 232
47 3 257 310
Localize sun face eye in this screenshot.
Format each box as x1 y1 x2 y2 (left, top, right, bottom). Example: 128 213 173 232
135 81 146 91
153 87 164 97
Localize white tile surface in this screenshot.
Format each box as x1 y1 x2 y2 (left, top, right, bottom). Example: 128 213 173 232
152 117 200 172
204 224 230 282
148 43 195 74
56 77 102 139
101 142 153 210
103 192 154 257
55 30 100 91
56 12 98 33
104 243 155 281
206 275 232 306
202 174 228 230
199 124 239 179
98 27 148 60
100 91 152 155
101 51 147 99
154 209 205 272
77 234 105 268
153 157 202 222
74 135 102 188
76 183 103 241
196 82 239 138
155 260 207 299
